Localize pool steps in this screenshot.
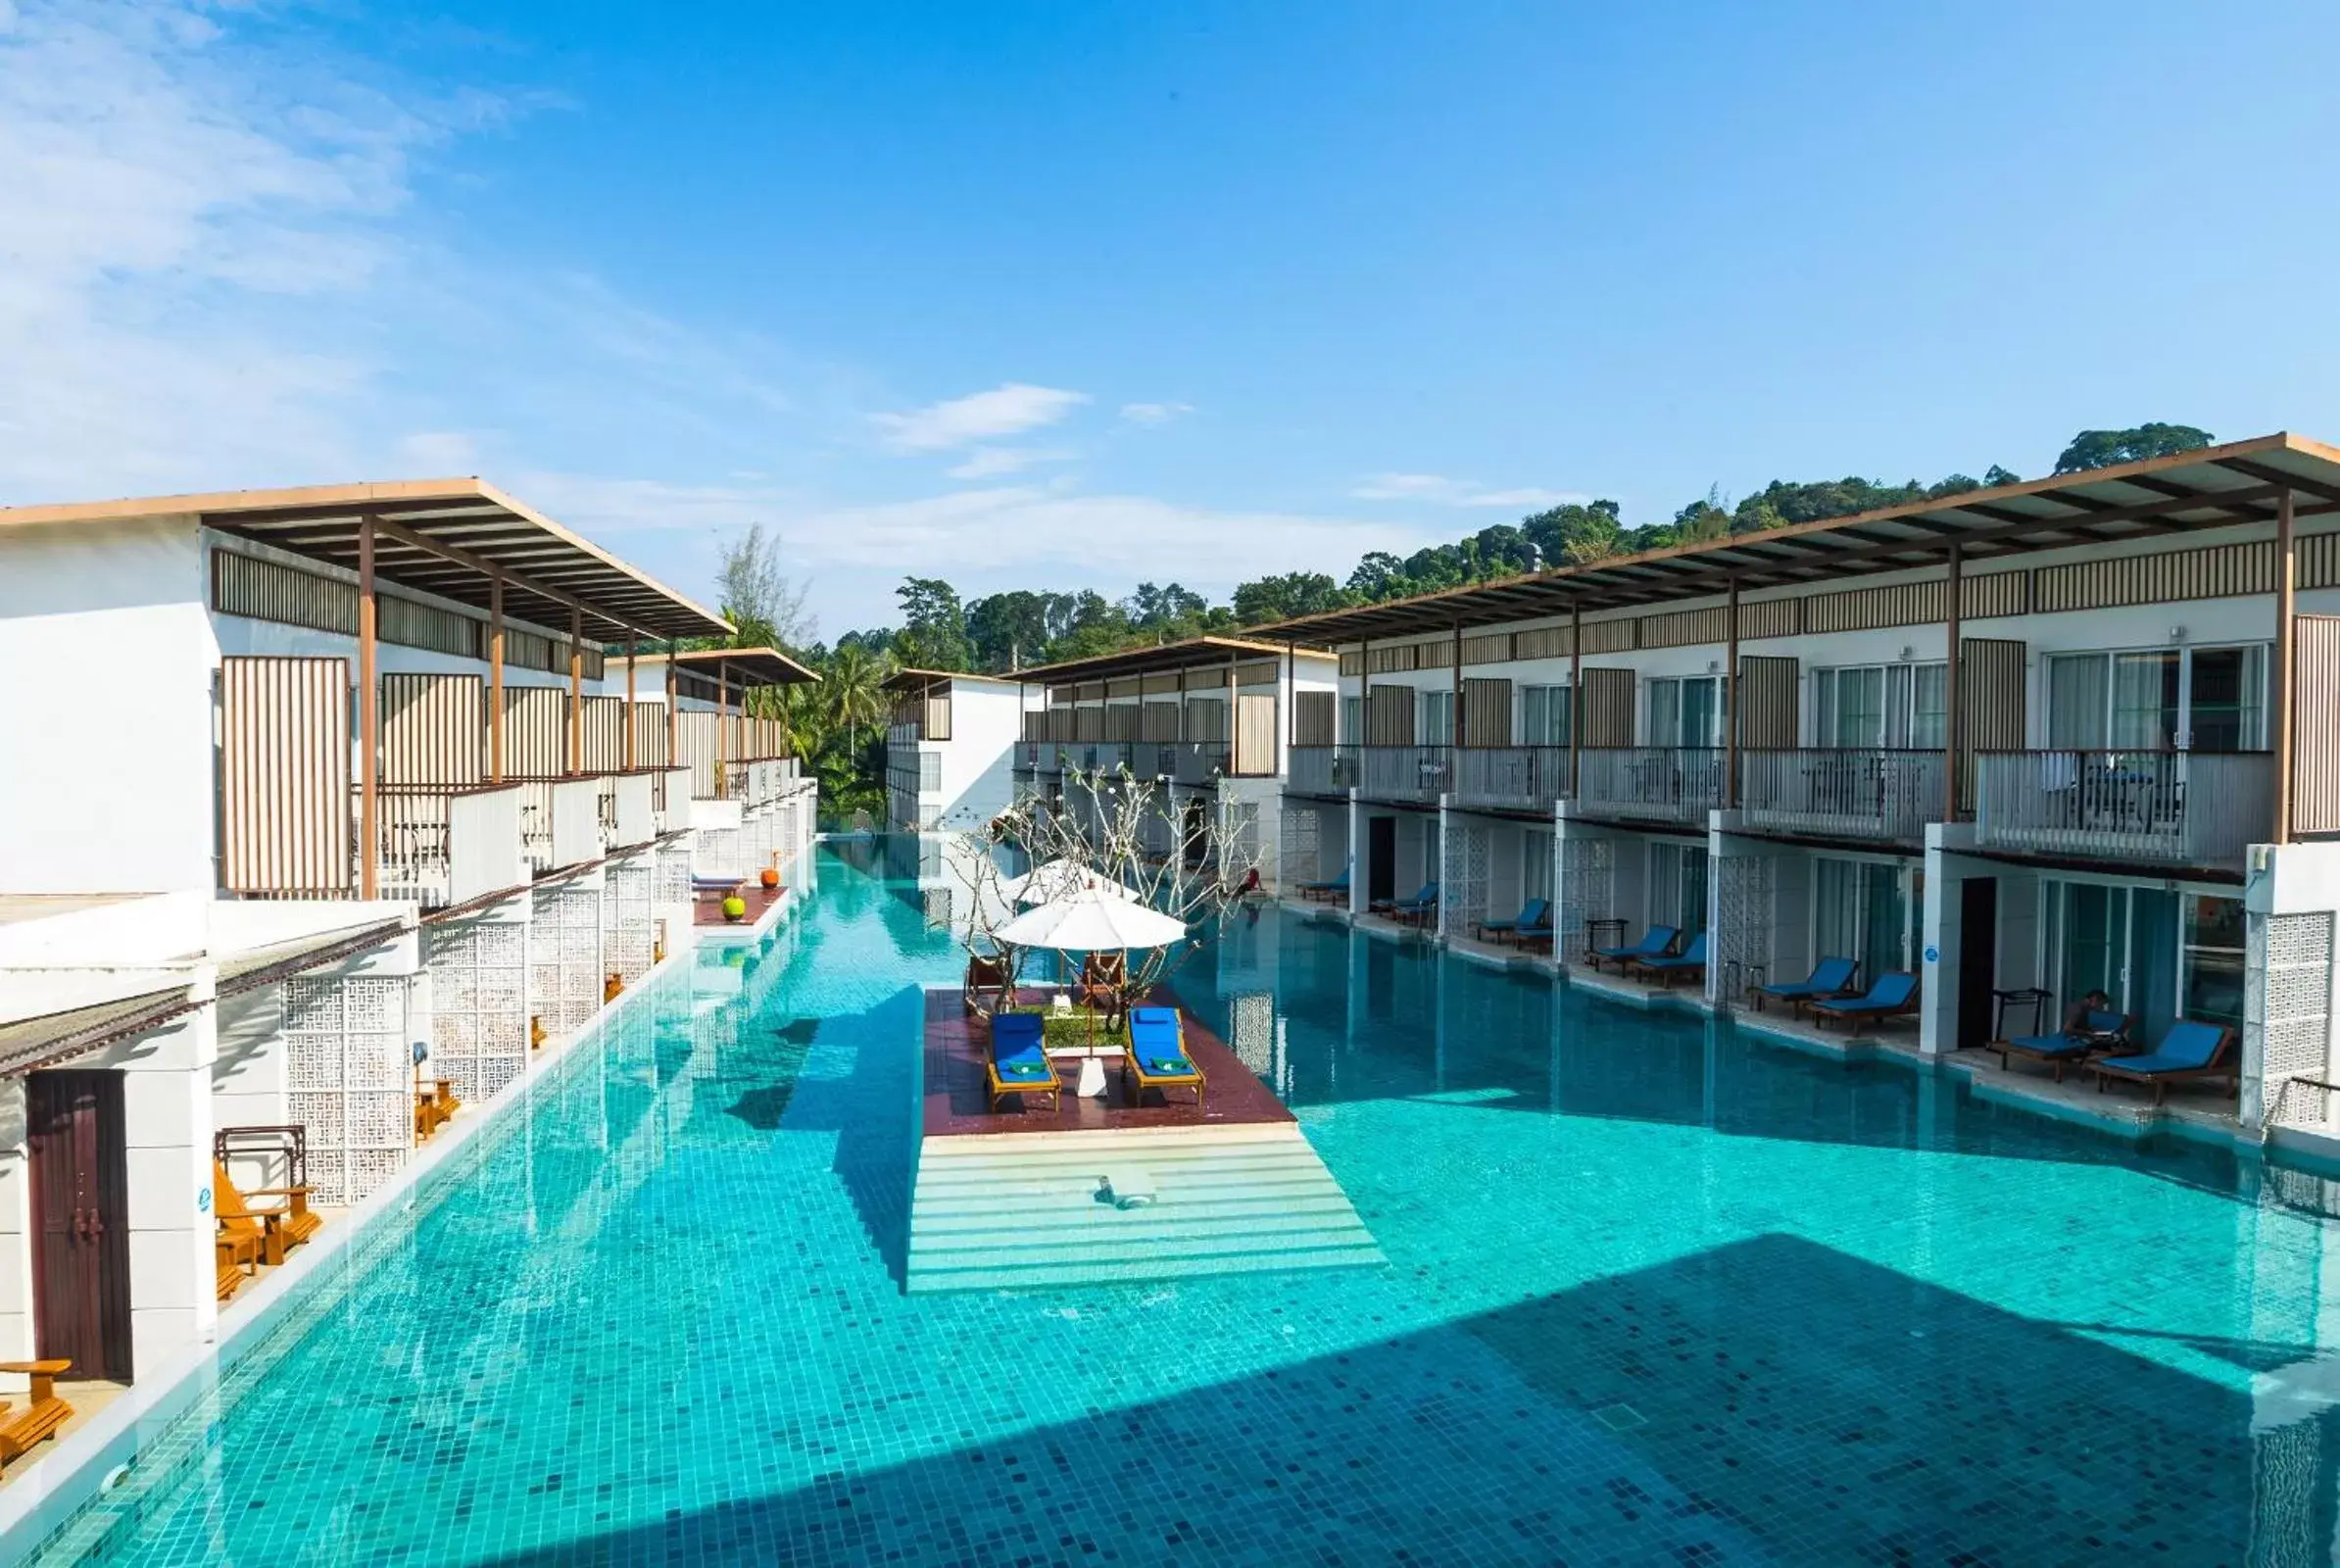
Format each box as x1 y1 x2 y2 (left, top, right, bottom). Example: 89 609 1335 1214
907 1125 1382 1293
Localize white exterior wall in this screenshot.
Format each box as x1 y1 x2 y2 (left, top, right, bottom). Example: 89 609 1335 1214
0 516 216 896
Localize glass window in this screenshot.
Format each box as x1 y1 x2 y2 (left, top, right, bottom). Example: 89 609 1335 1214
2186 647 2267 753
2111 651 2180 750
1832 667 1885 747
918 751 942 792
2182 895 2247 1028
1650 676 1722 747
2046 654 2111 749
1341 696 1361 745
1909 664 1948 750
1647 842 1708 932
1519 684 1572 747
1524 830 1554 901
1813 858 1857 962
1420 690 1453 746
2052 881 2126 1017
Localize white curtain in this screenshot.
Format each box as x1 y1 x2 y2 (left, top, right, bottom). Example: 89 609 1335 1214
2046 654 2110 749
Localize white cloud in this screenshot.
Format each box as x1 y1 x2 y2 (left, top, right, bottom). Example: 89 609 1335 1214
870 382 1088 452
945 446 1076 480
1350 472 1583 510
1119 401 1194 425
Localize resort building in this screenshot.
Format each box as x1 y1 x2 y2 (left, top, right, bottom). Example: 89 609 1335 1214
0 480 817 1388
883 668 1032 831
1260 433 2340 1139
1009 638 1341 890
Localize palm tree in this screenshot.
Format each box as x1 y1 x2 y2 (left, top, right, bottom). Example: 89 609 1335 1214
824 643 891 763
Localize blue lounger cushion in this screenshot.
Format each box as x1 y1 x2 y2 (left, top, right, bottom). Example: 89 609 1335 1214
1759 956 1857 1001
1811 971 1919 1014
1593 925 1678 963
990 1012 1052 1081
2102 1021 2227 1075
2007 1032 2092 1059
1638 933 1708 971
1127 1006 1197 1077
1390 882 1438 910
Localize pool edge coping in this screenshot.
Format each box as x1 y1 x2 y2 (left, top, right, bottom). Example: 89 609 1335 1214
0 917 767 1566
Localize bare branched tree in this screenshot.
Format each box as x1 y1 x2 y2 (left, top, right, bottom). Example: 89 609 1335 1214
942 767 1267 1023
715 523 815 650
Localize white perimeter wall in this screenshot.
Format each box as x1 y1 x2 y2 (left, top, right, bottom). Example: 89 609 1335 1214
0 516 217 896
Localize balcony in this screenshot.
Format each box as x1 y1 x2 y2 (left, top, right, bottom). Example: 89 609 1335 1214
1974 750 2273 872
1575 747 1725 826
1738 749 1946 847
1359 745 1452 806
1451 746 1569 815
368 784 530 909
1287 744 1358 798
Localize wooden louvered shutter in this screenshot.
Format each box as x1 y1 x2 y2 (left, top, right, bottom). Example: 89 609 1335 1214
1366 684 1415 746
380 673 483 786
1579 667 1635 747
1292 690 1336 746
1735 657 1798 750
1234 693 1278 775
220 656 350 894
2295 617 2340 835
1959 638 2027 811
1461 678 1511 747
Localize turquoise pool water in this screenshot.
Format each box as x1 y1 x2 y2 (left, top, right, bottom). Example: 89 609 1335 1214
28 840 2340 1565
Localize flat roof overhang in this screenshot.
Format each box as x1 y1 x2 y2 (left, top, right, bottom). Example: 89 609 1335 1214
646 647 821 688
1013 635 1323 685
0 478 734 643
1249 432 2340 644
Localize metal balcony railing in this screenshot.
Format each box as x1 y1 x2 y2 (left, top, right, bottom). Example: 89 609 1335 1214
1359 745 1452 805
1287 745 1352 797
1575 747 1726 825
1451 746 1570 814
1739 749 1945 845
1974 750 2273 871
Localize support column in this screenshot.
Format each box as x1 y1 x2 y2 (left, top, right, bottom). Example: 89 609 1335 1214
1944 542 1964 820
1568 601 1583 795
624 638 637 771
1225 654 1238 773
664 643 678 763
358 515 379 899
719 660 733 795
488 570 506 784
1724 576 1740 808
2275 489 2297 844
1449 621 1463 751
566 606 583 777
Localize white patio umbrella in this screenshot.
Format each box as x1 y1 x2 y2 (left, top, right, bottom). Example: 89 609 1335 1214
998 858 1139 906
992 890 1188 952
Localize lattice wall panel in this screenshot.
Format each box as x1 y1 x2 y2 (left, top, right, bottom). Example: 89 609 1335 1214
423 916 527 1105
1279 803 1321 889
1441 821 1488 940
1558 835 1615 965
657 843 694 907
531 883 604 1037
697 825 745 881
284 974 412 1204
1712 855 1776 1011
2256 910 2335 1130
602 861 656 983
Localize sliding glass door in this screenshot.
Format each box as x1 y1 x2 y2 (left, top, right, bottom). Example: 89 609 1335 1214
1812 857 1918 983
2043 881 2245 1038
2044 645 2267 752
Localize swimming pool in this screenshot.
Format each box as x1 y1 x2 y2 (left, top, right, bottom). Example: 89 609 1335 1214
25 840 2340 1564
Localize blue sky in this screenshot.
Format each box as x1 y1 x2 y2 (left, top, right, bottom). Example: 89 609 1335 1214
5 2 2339 636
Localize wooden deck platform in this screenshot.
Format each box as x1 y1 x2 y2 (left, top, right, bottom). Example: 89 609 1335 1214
922 988 1293 1138
695 884 783 928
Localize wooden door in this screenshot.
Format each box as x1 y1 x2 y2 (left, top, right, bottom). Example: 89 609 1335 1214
27 1071 132 1382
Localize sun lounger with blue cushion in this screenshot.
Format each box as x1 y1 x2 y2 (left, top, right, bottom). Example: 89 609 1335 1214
1471 898 1551 945
1376 882 1438 925
984 1011 1060 1113
1988 1007 2130 1081
1806 971 1919 1031
2087 1020 2235 1105
1298 865 1351 904
1124 1005 1206 1112
1629 930 1707 989
1754 956 1856 1012
1587 925 1677 974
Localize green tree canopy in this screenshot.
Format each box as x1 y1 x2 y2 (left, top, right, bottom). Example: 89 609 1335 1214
2053 423 2215 474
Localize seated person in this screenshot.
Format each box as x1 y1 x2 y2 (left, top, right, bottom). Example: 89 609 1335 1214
2062 989 2124 1047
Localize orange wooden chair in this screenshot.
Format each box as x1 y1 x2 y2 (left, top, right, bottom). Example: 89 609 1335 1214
0 1360 73 1465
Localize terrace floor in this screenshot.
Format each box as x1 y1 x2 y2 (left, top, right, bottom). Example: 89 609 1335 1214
922 987 1292 1138
695 883 784 928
